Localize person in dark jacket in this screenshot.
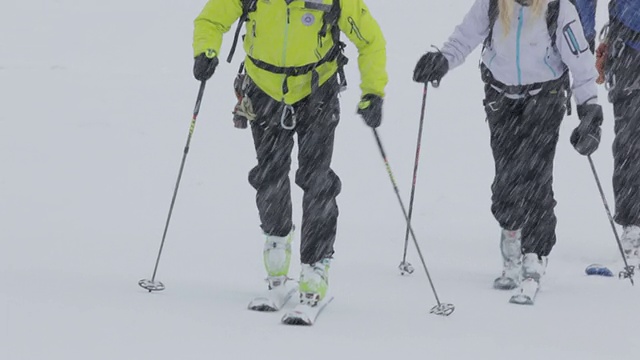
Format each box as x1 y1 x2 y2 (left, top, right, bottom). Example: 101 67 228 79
579 0 640 265
575 0 597 51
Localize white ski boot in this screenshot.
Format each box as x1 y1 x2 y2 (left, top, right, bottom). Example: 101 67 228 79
248 231 295 312
621 225 640 266
510 252 547 305
281 259 334 325
493 229 523 290
298 258 331 307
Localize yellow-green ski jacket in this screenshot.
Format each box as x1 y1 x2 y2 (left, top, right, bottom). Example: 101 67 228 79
194 0 387 105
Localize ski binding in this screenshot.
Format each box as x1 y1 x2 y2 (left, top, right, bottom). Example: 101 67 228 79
282 295 334 326
248 284 296 312
493 276 519 290
509 278 539 305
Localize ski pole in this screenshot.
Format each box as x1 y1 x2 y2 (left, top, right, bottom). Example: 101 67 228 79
372 129 455 316
399 84 429 275
587 155 635 285
139 80 207 292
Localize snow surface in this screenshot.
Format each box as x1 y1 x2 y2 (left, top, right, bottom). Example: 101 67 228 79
1 1 638 359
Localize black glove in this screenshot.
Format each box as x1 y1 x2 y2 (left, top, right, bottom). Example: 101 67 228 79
571 103 603 156
357 94 383 128
413 51 449 84
193 51 219 81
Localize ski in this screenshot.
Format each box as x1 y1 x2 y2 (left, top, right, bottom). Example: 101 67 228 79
281 296 334 326
248 284 296 312
509 278 539 305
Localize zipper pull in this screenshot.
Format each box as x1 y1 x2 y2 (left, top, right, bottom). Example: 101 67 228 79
287 8 290 24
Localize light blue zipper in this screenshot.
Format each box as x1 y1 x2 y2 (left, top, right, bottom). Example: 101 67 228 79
516 7 524 85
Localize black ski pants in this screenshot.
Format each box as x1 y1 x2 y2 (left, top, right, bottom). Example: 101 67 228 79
483 85 566 257
609 46 640 226
247 77 341 265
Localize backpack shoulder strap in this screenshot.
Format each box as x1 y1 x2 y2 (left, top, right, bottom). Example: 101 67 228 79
546 0 574 114
226 0 258 63
547 0 578 48
319 0 341 38
330 0 341 24
244 0 258 14
546 0 561 48
325 0 348 88
485 0 499 48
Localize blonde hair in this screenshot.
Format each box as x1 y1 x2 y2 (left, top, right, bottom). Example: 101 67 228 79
498 0 547 36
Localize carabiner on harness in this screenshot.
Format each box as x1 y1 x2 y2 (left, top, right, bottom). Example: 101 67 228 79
280 104 296 130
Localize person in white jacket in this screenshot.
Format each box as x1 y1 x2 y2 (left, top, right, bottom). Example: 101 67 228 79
413 0 603 302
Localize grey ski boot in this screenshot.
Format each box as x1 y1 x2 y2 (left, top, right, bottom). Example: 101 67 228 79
621 225 640 266
493 229 523 290
509 252 547 305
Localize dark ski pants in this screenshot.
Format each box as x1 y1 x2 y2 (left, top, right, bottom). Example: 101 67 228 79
609 46 640 226
483 85 566 257
247 77 341 265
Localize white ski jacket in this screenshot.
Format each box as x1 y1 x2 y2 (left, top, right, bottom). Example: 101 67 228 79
441 0 598 105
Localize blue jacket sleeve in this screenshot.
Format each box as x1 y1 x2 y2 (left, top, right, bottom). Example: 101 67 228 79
574 0 597 49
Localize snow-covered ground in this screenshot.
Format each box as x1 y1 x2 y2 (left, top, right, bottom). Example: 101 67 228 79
1 1 637 359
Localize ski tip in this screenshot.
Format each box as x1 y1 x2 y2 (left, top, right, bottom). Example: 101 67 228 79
248 302 278 312
282 311 313 326
281 296 334 326
585 264 614 277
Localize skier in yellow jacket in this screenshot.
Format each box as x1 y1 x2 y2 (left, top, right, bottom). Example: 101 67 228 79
193 0 387 310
